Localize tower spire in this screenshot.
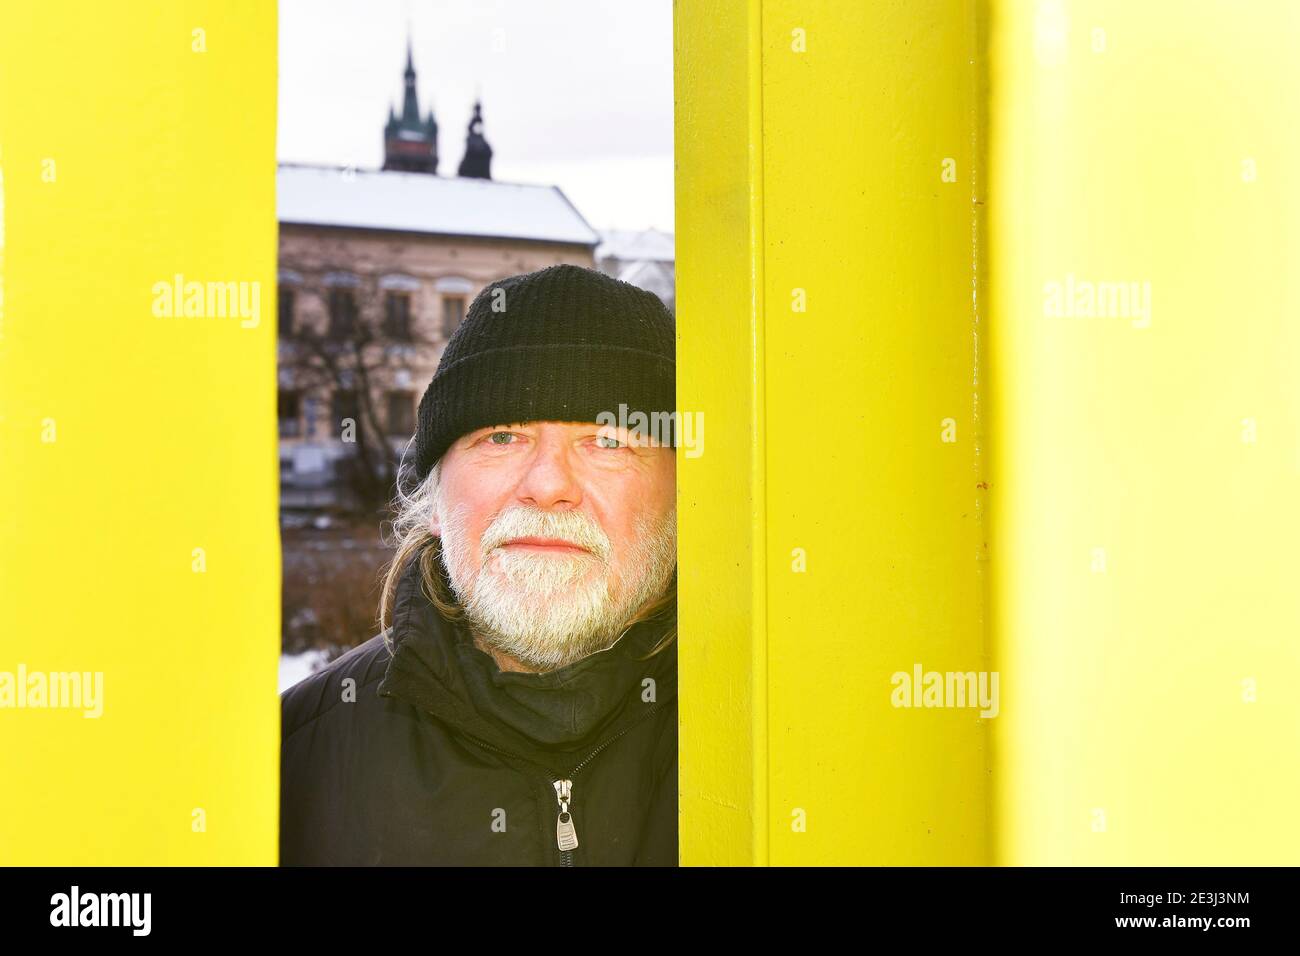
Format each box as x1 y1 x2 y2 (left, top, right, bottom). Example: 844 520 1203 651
457 99 493 180
401 33 420 123
383 32 439 174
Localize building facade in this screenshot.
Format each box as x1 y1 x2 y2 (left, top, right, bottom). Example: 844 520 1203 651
596 227 676 315
278 165 598 512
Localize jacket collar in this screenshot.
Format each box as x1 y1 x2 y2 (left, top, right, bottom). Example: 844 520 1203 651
376 543 677 771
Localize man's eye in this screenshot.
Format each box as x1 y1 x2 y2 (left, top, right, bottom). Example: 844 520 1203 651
487 432 516 445
595 435 624 449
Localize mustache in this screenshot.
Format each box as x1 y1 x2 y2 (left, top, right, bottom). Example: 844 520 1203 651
479 506 611 562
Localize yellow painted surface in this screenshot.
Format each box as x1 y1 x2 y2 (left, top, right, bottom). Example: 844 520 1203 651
988 0 1300 864
675 0 769 865
4 0 1289 870
0 2 279 864
677 0 989 864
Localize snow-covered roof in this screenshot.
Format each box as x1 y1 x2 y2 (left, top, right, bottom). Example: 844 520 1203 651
617 258 674 291
595 227 675 263
277 163 600 246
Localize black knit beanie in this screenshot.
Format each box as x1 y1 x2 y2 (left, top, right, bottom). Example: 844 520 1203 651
412 263 676 482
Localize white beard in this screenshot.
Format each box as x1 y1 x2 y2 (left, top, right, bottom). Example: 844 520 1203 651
434 494 677 671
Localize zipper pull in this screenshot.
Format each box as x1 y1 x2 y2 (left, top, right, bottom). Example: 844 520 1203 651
553 779 579 851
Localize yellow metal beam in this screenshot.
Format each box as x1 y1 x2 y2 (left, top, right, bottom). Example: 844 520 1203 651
988 0 1300 865
677 0 990 865
0 1 279 864
675 0 770 865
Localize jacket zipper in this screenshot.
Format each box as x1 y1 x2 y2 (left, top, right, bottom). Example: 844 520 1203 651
448 699 666 866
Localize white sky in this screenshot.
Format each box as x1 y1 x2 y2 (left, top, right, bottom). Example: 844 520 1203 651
277 0 674 233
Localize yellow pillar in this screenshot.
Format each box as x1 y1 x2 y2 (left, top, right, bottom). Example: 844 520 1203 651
988 0 1300 865
676 0 990 865
0 1 279 863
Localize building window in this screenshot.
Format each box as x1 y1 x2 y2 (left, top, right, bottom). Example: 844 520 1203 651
384 291 412 341
301 396 319 439
328 288 358 340
331 389 361 441
442 295 466 337
278 390 301 438
278 287 295 337
386 390 416 437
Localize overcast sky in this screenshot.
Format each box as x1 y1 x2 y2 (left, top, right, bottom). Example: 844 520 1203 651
277 0 674 233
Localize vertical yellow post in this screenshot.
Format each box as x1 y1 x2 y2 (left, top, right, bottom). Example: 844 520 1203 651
0 2 279 863
674 0 769 865
677 0 989 864
989 0 1300 864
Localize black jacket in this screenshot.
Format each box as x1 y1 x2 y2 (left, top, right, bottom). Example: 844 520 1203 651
279 547 678 866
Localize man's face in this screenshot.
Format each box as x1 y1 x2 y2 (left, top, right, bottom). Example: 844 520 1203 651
430 419 677 671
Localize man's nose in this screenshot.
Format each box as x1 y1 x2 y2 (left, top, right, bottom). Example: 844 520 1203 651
515 430 582 510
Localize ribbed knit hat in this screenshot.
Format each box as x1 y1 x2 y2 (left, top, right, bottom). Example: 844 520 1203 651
412 263 676 482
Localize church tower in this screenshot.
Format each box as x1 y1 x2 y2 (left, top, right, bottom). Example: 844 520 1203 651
383 38 439 174
457 100 493 180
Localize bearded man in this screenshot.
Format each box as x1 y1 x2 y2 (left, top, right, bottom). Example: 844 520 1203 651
279 264 679 866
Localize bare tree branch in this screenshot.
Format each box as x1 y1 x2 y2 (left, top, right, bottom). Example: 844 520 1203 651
281 265 440 512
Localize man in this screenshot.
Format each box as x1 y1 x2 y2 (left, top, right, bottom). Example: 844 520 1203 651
279 264 679 866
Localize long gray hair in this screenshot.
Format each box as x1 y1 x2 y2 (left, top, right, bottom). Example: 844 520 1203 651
376 440 677 661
